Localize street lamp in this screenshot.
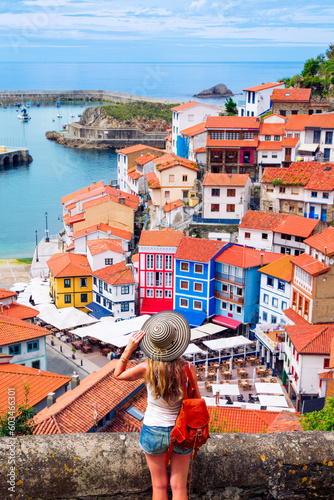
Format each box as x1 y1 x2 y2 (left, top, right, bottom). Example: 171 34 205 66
45 212 49 242
35 230 39 262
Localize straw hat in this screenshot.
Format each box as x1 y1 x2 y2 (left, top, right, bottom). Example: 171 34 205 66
139 311 190 362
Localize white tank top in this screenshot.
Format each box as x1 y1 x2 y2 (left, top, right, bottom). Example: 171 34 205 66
143 383 182 427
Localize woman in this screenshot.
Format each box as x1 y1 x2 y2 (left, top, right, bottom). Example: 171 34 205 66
114 311 201 500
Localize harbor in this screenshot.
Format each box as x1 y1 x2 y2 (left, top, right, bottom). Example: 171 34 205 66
0 146 32 166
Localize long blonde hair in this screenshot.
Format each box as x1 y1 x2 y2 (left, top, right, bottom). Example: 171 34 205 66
145 357 186 405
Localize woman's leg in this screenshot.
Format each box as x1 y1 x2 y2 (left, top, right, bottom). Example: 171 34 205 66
145 452 168 500
169 452 192 500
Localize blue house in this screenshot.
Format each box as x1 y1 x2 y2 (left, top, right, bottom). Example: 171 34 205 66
214 244 282 337
174 237 226 327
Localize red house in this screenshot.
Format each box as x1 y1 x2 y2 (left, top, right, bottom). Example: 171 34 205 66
138 229 183 315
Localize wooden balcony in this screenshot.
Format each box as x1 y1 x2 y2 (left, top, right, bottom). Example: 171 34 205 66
214 289 244 304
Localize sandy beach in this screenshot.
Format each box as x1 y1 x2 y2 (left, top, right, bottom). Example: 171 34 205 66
0 259 32 290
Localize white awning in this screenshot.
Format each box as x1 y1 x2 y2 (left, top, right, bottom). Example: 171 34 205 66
255 382 284 395
190 328 210 341
196 323 227 335
203 335 253 351
258 395 289 408
211 383 240 396
298 143 319 153
70 315 151 342
183 344 206 356
37 305 97 330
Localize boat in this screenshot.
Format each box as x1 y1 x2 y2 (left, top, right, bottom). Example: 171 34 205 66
25 101 32 108
36 102 40 107
57 113 62 118
71 114 75 117
78 114 82 117
18 108 31 121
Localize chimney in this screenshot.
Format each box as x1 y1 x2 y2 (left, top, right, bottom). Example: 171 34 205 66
71 373 80 389
260 253 264 267
47 392 56 407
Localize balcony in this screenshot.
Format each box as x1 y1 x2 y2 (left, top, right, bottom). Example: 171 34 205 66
214 289 244 304
215 271 245 285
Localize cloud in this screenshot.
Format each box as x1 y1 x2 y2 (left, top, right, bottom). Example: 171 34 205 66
189 0 206 9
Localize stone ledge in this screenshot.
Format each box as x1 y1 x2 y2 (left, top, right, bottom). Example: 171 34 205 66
0 432 333 499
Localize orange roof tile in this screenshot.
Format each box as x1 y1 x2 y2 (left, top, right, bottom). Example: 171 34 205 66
208 406 280 433
206 116 260 130
243 82 283 92
146 171 160 189
305 113 334 129
153 153 198 172
66 202 76 211
319 369 334 380
290 253 329 277
180 122 206 137
263 113 287 122
47 253 91 278
257 141 282 151
61 181 104 205
0 363 71 415
215 244 282 268
72 223 132 242
207 138 259 148
260 123 286 136
34 360 144 434
62 212 85 225
283 307 310 326
82 193 139 211
116 144 163 155
259 255 293 282
134 152 158 166
285 114 311 131
281 137 300 147
1 302 39 320
65 242 74 252
139 229 183 247
285 324 334 354
0 316 48 347
240 210 318 238
175 237 225 263
203 173 250 187
261 162 334 191
104 386 147 433
163 199 183 212
128 170 142 180
266 412 303 433
171 101 199 111
194 147 206 153
0 289 16 300
275 215 318 238
87 239 124 256
271 88 311 102
304 226 334 255
92 261 135 285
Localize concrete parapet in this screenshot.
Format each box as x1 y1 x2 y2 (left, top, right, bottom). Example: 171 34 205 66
0 431 333 499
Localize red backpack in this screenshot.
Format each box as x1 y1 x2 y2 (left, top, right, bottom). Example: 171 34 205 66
165 363 210 465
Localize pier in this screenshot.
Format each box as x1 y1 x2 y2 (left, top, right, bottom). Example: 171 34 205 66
0 147 32 166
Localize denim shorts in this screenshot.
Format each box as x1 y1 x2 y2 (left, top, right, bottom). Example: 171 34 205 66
139 424 193 456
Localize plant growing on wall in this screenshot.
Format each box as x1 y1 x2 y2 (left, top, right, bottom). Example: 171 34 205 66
0 383 36 436
300 398 334 431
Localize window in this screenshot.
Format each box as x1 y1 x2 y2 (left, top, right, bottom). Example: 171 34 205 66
226 204 235 212
221 301 227 309
229 304 233 312
165 273 172 287
121 302 129 312
324 148 330 161
298 295 303 311
262 233 268 240
165 255 172 270
267 277 273 287
323 192 329 199
194 282 203 292
324 358 330 369
146 254 154 269
147 289 154 297
325 131 333 144
274 136 280 141
146 272 154 287
271 315 277 324
32 360 40 369
64 294 71 304
311 191 317 198
64 279 71 288
194 264 203 274
165 191 170 198
211 204 219 212
93 277 97 286
156 290 163 298
279 187 286 193
155 272 163 287
280 110 286 117
79 278 87 288
313 130 321 143
263 294 269 304
291 110 298 115
272 298 278 308
194 301 202 310
262 311 268 321
156 254 163 269
292 291 297 307
105 258 113 266
304 300 310 317
121 285 129 295
211 188 220 196
282 301 287 310
236 306 242 314
180 280 189 290
165 290 172 298
244 232 251 239
182 175 188 182
236 287 242 296
104 282 108 291
227 189 236 197
27 340 39 352
9 344 21 355
265 135 271 141
96 294 101 303
181 262 189 272
180 298 188 308
169 174 174 182
278 280 285 291
81 293 88 303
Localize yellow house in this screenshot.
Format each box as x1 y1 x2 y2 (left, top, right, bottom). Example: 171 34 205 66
47 253 92 311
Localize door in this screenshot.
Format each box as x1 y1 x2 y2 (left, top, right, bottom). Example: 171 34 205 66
321 208 327 222
309 206 315 219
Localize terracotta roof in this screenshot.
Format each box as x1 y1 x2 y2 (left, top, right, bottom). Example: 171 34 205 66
215 244 282 268
116 144 163 155
146 171 160 189
194 147 206 153
304 226 334 255
175 237 225 263
263 113 287 122
163 199 183 212
34 360 144 434
203 173 250 187
153 153 199 172
319 369 334 380
285 114 311 131
139 229 183 247
0 289 16 300
65 242 74 252
61 181 104 205
104 386 147 433
134 152 158 166
261 162 334 191
206 116 260 129
92 261 135 285
82 193 139 211
180 122 206 137
72 223 132 242
87 239 124 256
285 324 334 355
239 210 287 231
62 212 85 225
283 307 310 326
290 253 329 277
275 215 318 238
171 102 199 111
266 412 303 433
259 255 293 282
0 363 71 415
207 138 259 148
47 253 91 278
305 113 334 129
271 88 311 102
257 141 282 151
243 82 283 92
131 254 139 263
281 137 300 147
128 170 142 181
260 123 286 136
1 302 39 320
66 202 76 211
0 316 47 347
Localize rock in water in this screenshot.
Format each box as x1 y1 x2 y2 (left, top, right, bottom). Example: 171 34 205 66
194 84 234 98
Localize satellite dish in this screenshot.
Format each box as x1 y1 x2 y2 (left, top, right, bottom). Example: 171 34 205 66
329 259 333 265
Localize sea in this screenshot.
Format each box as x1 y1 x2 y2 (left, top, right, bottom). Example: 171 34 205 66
0 61 303 258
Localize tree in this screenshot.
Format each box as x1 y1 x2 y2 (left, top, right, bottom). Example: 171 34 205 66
300 398 334 431
224 97 238 116
301 58 321 78
0 383 36 436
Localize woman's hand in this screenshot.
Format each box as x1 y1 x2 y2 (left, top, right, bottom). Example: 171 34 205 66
125 330 146 354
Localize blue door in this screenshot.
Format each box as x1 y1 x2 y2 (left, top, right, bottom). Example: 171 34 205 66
309 206 315 219
321 208 327 222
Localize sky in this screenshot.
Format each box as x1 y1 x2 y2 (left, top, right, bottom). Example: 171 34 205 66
0 0 333 62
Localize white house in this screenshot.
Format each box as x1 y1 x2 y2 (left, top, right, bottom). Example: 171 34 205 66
179 122 207 162
238 82 284 117
257 120 286 168
86 239 126 272
304 113 334 163
171 102 220 155
161 199 184 227
91 262 135 320
202 173 251 223
69 223 132 255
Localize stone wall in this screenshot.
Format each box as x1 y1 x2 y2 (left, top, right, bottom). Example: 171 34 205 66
1 432 333 500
